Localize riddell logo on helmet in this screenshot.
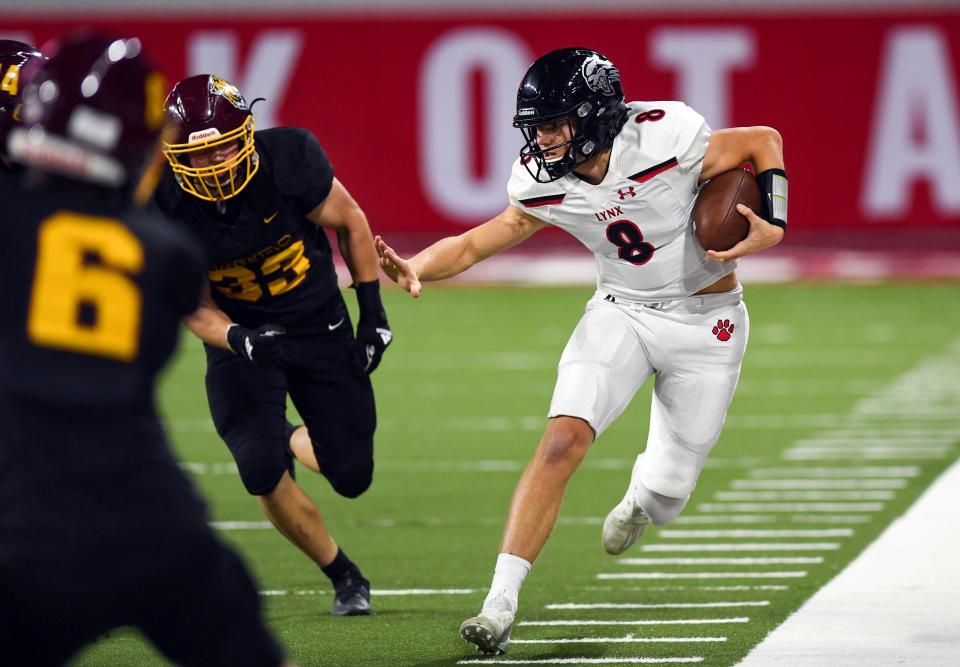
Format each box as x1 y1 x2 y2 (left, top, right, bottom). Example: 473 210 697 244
518 108 536 116
188 127 221 143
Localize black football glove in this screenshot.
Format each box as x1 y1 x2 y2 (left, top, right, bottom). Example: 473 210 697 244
354 280 392 374
227 323 286 368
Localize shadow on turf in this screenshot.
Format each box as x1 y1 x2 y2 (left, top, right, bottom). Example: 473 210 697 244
410 645 607 666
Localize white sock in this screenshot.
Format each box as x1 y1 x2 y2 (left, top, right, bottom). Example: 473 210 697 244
483 552 531 611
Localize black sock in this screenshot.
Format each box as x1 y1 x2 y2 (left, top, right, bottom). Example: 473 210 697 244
321 548 357 582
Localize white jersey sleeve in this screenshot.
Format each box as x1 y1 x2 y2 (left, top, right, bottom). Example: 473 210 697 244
670 102 712 179
507 158 562 224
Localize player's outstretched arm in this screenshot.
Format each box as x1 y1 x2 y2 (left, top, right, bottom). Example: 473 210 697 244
699 126 786 263
376 205 546 298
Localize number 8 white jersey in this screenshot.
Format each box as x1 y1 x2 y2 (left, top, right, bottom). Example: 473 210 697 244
507 101 736 302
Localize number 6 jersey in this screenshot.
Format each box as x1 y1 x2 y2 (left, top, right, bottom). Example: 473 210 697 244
508 101 736 302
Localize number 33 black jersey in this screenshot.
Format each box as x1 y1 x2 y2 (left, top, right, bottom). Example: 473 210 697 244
154 127 340 328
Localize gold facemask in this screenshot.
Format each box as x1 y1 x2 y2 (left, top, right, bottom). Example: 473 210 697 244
162 115 259 201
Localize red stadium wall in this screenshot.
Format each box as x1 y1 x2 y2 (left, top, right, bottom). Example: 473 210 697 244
4 11 960 248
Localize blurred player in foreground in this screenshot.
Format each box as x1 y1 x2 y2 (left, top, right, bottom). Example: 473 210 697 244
0 39 45 171
376 47 787 654
0 34 290 666
154 73 391 615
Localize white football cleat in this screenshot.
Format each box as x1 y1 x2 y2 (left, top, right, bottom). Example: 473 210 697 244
459 594 515 655
602 496 650 555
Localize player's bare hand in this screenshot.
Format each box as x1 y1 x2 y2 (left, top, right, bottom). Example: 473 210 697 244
375 235 422 298
704 204 785 264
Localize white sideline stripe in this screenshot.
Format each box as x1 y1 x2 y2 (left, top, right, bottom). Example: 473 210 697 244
512 636 726 644
546 601 769 610
731 479 907 489
458 658 704 665
260 588 476 597
521 618 750 626
697 502 884 512
738 458 960 666
750 466 920 478
618 557 823 565
658 529 852 538
641 543 840 552
713 490 894 501
598 572 807 580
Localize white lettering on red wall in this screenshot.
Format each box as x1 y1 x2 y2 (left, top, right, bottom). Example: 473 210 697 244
419 27 532 222
863 27 960 218
650 27 755 130
187 30 303 130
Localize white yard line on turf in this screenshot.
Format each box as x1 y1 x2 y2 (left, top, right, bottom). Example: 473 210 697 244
598 572 807 580
457 658 704 665
545 602 769 610
713 490 894 500
640 543 839 552
260 588 477 596
672 514 873 524
658 529 853 538
696 502 884 512
618 557 823 565
730 479 907 489
512 636 726 644
520 618 750 626
783 447 948 460
737 458 960 666
749 466 920 478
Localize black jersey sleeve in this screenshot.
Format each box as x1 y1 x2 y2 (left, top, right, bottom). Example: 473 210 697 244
273 128 335 215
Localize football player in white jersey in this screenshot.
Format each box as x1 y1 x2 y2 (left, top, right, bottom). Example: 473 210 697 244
376 47 787 655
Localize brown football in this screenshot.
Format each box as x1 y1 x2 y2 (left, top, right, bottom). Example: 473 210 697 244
693 168 760 252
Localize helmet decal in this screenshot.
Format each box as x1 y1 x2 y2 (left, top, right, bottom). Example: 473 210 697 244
581 54 619 97
208 74 247 110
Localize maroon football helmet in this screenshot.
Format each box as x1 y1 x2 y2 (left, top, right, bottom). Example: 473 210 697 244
162 74 259 201
7 33 168 196
0 39 45 155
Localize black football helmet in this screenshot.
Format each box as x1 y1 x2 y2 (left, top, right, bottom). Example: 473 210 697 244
513 48 629 182
7 33 168 200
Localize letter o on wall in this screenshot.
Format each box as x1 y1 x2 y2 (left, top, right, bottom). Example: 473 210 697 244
419 28 532 222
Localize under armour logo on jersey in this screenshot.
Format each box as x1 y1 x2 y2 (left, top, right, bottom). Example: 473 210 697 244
617 187 637 200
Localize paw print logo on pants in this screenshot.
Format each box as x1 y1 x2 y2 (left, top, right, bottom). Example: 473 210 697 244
712 319 735 342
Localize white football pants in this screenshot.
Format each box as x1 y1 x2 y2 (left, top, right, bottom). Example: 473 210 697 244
548 287 749 498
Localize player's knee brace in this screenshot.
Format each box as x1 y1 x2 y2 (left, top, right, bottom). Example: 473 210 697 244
325 461 373 499
634 482 689 525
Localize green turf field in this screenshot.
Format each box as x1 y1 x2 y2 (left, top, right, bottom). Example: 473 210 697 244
72 282 960 667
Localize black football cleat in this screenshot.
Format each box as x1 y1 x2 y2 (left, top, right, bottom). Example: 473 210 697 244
331 571 371 616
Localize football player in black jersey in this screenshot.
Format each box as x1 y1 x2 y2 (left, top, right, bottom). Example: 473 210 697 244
0 39 44 171
0 34 289 666
154 74 391 616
